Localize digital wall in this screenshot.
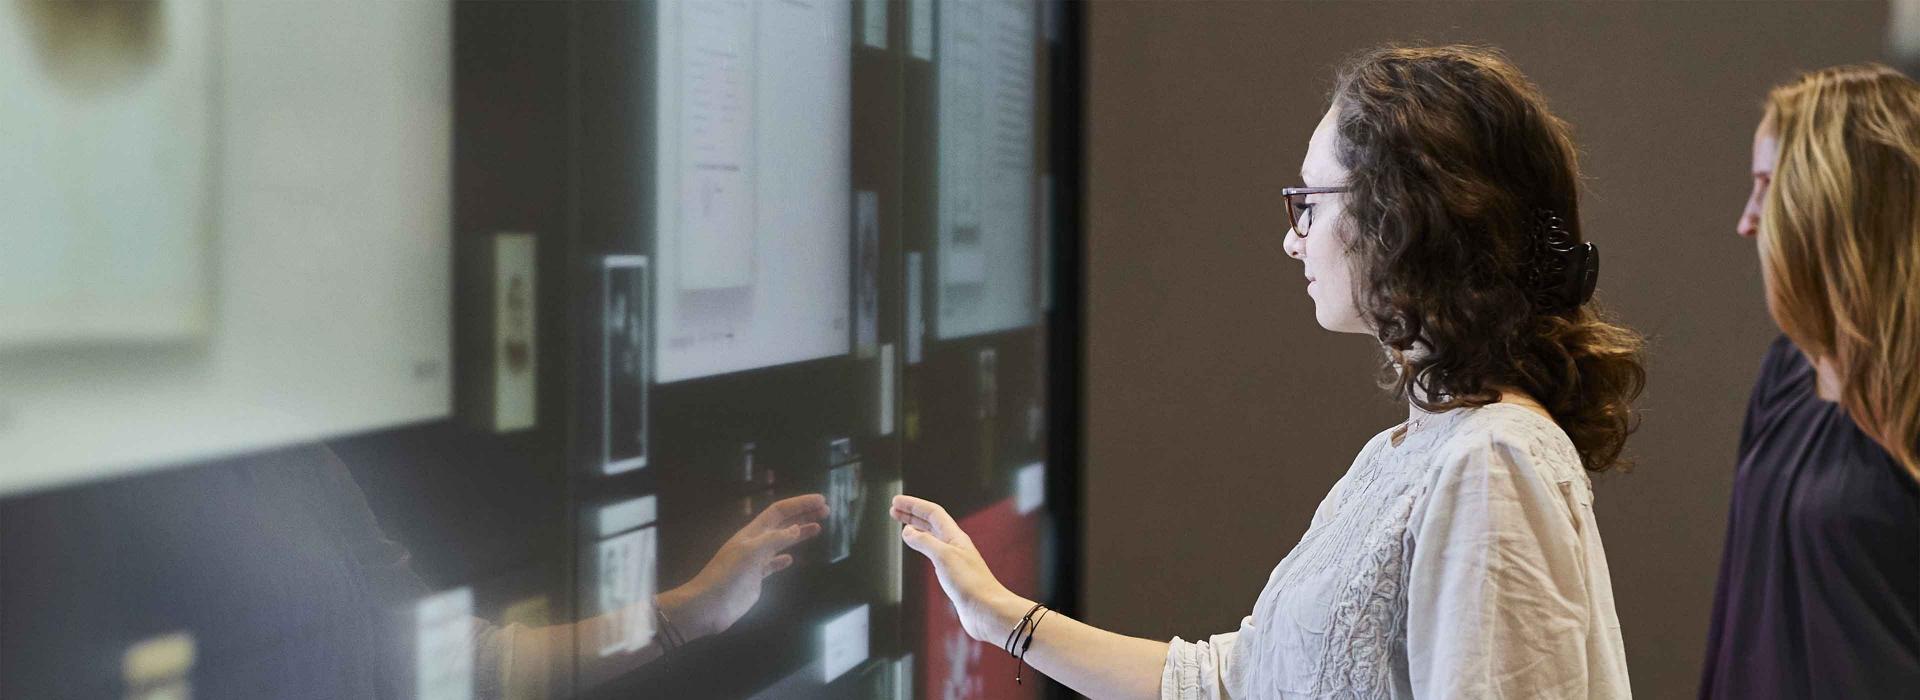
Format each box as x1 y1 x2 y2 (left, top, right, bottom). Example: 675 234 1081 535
0 2 1075 699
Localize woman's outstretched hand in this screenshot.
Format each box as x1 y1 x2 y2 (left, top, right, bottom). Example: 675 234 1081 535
890 494 1025 644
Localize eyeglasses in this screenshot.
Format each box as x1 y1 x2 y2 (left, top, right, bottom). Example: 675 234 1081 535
1281 186 1349 238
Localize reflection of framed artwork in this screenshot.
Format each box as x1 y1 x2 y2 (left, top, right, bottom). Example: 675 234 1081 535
0 0 216 348
590 496 658 657
826 458 866 563
602 256 650 475
471 232 538 433
595 527 657 656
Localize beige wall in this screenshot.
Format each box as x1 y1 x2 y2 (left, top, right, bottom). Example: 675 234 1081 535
1082 1 1887 696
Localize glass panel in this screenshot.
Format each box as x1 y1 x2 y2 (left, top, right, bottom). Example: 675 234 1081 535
0 2 1068 698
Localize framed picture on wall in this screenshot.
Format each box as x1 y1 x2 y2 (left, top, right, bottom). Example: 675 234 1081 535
603 255 650 475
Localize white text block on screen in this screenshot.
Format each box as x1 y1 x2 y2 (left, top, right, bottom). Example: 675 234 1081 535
935 0 1036 340
653 0 852 382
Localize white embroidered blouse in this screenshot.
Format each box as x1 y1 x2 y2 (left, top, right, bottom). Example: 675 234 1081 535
1161 403 1631 699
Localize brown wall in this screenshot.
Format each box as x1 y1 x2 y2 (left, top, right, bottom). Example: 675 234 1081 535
1082 1 1887 696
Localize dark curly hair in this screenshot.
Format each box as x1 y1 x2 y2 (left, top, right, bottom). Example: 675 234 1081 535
1331 45 1646 471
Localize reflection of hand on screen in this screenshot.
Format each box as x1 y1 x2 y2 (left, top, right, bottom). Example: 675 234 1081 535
656 493 829 640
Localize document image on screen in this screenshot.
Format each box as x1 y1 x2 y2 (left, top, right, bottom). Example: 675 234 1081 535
0 1 452 496
934 0 1037 340
653 0 852 382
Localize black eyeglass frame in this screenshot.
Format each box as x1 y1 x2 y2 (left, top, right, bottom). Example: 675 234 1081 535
1281 186 1349 238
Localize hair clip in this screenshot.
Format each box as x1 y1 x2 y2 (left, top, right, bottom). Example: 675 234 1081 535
1532 211 1599 311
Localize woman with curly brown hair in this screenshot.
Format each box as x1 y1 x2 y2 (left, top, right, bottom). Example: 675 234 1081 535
890 45 1644 699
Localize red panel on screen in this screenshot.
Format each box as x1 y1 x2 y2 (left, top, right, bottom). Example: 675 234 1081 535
919 497 1043 700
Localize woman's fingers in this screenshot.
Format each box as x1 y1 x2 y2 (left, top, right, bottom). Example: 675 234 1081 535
899 524 942 556
889 506 934 533
762 554 794 577
756 521 823 555
755 494 830 531
891 495 964 542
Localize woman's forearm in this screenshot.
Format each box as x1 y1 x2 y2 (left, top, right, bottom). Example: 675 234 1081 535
503 598 673 693
509 594 1168 700
888 494 1165 698
980 592 1168 700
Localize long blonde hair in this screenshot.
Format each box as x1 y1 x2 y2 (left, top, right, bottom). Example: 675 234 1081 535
1760 63 1920 480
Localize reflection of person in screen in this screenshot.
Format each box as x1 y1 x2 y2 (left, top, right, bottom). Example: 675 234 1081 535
897 46 1648 699
1698 65 1920 698
539 490 827 692
0 443 825 698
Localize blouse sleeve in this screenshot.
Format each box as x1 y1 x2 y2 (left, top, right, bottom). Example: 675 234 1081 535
1162 617 1251 700
1161 437 1373 700
1404 433 1628 699
312 445 531 699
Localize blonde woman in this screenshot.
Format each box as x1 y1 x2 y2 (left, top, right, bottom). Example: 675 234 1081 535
1702 64 1920 698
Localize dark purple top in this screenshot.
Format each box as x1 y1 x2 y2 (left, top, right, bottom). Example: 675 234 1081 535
1700 336 1920 698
